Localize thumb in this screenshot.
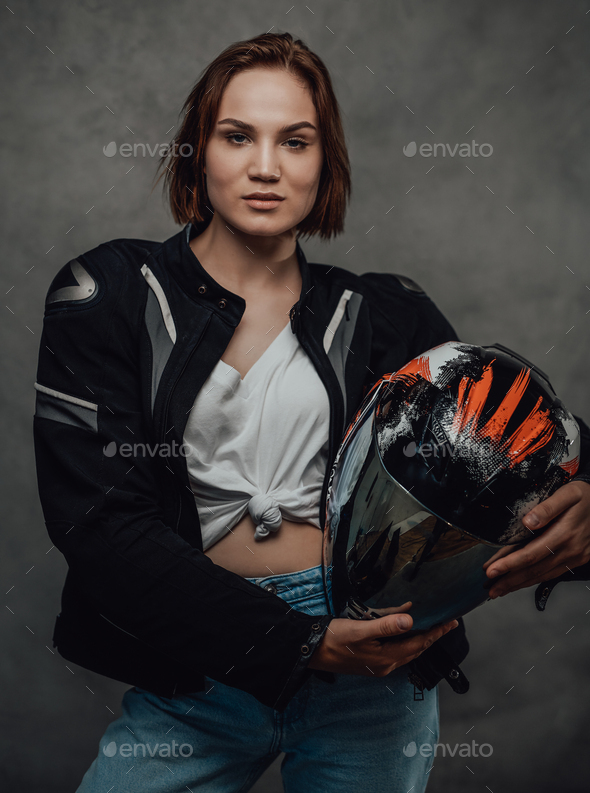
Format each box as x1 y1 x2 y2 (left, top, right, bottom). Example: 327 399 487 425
523 483 580 529
362 611 414 638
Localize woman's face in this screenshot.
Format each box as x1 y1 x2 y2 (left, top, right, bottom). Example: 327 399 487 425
203 67 323 238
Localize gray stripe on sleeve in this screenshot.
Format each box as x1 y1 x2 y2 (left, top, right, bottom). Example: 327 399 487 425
327 291 364 423
34 389 98 432
144 287 174 413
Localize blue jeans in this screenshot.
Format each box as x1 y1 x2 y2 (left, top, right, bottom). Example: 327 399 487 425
76 564 439 793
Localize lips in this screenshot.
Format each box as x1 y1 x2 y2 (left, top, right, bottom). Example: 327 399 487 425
242 193 285 211
243 193 284 200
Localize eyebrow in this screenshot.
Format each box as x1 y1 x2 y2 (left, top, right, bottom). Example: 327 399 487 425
217 118 317 134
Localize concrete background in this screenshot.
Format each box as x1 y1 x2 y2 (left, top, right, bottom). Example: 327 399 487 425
2 0 590 790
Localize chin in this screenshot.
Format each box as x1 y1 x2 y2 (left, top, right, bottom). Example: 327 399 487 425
232 217 297 238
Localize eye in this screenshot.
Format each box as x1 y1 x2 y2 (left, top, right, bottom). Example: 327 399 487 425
284 137 309 150
225 133 309 149
226 133 250 145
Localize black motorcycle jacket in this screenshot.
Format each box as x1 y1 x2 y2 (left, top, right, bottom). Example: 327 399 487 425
33 220 590 711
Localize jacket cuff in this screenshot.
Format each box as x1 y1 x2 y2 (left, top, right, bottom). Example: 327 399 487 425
406 641 470 694
271 614 334 712
535 559 590 610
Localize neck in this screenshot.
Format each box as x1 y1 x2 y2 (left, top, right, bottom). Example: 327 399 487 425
189 212 301 295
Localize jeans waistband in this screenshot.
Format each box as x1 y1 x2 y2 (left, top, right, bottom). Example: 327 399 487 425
246 563 334 615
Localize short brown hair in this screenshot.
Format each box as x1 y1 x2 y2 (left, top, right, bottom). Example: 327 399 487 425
154 31 351 241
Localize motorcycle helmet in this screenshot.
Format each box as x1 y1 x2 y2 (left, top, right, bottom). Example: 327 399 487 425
322 341 580 631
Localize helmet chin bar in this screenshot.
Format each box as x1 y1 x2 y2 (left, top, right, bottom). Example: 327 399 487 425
342 598 426 628
344 597 384 621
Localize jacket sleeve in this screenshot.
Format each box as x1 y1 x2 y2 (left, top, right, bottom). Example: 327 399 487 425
33 251 333 711
535 412 590 588
570 414 590 487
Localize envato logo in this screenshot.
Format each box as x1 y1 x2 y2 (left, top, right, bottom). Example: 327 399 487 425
403 140 493 158
402 740 493 758
103 141 193 158
103 740 194 758
102 441 191 458
402 440 453 459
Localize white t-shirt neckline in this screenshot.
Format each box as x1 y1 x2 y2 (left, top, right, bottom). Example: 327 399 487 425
213 319 292 399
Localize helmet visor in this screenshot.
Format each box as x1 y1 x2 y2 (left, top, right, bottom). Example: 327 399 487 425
324 389 509 630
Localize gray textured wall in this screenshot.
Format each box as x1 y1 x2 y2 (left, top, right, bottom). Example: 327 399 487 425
2 1 590 791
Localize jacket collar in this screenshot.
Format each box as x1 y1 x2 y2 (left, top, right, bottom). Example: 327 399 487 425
161 221 313 329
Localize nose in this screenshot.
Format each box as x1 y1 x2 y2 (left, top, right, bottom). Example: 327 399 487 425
247 139 280 181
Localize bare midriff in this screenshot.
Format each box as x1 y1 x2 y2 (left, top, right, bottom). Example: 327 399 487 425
203 511 324 577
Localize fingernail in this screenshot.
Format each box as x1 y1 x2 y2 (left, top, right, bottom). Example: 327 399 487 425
488 568 500 578
398 616 411 629
525 513 540 528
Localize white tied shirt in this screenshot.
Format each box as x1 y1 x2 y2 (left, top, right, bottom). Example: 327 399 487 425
183 320 331 551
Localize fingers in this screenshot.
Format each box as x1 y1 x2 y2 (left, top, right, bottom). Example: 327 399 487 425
487 484 590 579
522 482 583 530
488 540 588 594
315 615 459 677
488 559 574 597
485 540 552 578
419 619 459 649
389 600 413 614
482 545 517 570
383 619 459 669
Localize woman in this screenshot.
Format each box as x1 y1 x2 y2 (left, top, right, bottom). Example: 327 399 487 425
33 30 590 793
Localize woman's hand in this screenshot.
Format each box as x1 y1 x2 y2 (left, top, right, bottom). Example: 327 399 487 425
308 602 459 677
483 481 590 598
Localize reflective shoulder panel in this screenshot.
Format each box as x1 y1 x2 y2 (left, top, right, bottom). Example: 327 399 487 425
391 274 425 294
46 259 98 305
